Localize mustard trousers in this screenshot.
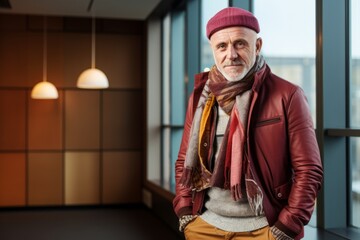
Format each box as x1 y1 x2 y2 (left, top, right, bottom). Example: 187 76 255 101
184 217 276 240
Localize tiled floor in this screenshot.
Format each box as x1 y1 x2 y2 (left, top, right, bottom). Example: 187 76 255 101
0 205 183 240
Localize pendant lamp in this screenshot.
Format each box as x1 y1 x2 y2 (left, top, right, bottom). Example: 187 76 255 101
77 17 109 89
31 16 59 99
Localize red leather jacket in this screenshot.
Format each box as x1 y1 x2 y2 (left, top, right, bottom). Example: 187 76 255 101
173 64 323 240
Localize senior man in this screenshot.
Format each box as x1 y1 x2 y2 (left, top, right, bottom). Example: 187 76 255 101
173 7 323 240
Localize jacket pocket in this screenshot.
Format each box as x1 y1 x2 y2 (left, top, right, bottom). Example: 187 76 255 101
274 180 292 200
256 116 281 127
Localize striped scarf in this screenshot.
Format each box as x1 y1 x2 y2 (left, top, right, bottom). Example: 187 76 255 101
180 56 265 213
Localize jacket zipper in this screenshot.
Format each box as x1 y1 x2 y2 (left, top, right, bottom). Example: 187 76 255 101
256 116 281 127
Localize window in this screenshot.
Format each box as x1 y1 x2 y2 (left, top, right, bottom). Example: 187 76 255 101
161 10 186 192
350 0 360 228
161 13 171 190
254 0 316 125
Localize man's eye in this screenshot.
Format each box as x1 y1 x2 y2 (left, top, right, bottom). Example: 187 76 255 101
217 43 226 49
235 41 245 48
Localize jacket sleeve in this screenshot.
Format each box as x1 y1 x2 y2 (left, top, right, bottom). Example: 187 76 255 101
172 93 196 218
275 87 323 239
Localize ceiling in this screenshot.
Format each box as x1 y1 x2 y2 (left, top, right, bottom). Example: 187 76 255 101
0 0 162 20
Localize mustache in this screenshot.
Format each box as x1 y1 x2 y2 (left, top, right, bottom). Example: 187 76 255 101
223 60 244 67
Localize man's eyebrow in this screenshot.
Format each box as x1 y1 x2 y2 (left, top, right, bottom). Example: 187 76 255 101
214 40 228 48
234 38 247 44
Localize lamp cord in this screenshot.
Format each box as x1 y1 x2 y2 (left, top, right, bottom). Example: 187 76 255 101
43 16 47 82
91 16 96 68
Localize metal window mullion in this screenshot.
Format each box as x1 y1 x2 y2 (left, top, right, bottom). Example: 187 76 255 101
317 0 348 230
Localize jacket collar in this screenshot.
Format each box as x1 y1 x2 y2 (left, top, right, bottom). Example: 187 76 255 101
252 64 270 93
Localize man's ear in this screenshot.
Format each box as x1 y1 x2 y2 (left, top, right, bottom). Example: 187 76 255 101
256 37 263 55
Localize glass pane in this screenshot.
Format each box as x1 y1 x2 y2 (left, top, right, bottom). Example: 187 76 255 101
350 0 360 128
200 0 229 71
169 9 186 193
170 10 186 125
162 128 171 188
170 129 183 193
162 13 171 125
160 9 186 192
350 0 360 228
350 138 360 228
254 0 316 125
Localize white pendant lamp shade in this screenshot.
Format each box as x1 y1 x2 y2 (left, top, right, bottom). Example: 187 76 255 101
77 68 109 89
31 81 59 99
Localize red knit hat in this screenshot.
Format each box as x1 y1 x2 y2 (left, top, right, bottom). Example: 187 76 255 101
206 7 260 39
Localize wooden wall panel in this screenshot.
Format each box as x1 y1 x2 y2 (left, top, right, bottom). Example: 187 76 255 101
0 153 26 206
64 152 100 205
102 151 141 204
27 32 65 88
28 91 63 150
102 91 142 150
28 152 63 206
0 14 145 208
0 90 26 150
63 33 91 88
97 35 142 89
27 16 64 31
0 14 27 31
25 32 42 88
0 32 28 87
47 33 65 87
65 91 100 150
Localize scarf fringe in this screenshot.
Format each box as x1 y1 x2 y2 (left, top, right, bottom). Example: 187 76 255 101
180 167 213 191
223 168 230 189
231 183 243 201
246 178 264 216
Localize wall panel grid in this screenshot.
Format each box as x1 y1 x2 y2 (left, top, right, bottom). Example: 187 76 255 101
0 14 144 208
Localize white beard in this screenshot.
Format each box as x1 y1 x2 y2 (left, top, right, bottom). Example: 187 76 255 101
216 65 248 82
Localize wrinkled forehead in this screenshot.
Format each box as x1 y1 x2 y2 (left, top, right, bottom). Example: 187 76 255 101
210 26 258 43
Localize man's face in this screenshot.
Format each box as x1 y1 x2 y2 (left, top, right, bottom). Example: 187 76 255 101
209 26 262 82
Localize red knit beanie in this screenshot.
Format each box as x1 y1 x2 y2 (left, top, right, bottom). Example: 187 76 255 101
206 7 260 39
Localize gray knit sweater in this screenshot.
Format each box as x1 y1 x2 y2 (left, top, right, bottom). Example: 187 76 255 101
200 107 268 232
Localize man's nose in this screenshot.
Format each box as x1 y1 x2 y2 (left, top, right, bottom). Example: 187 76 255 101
227 45 238 60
